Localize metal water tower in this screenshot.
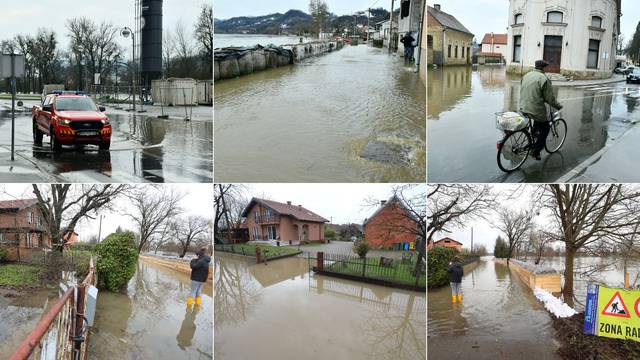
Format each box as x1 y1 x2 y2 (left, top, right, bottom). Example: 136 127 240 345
137 0 163 90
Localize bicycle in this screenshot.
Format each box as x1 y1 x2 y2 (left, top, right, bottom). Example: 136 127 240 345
496 109 567 172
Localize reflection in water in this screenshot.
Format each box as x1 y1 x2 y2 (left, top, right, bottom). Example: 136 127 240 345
215 45 426 182
89 259 212 359
428 66 636 183
215 254 425 360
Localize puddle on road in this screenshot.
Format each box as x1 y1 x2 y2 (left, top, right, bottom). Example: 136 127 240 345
428 66 640 183
214 45 426 183
89 259 212 360
428 258 560 359
215 254 425 360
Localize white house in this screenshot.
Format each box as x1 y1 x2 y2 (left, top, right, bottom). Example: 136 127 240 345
506 0 621 79
480 33 508 61
396 0 425 57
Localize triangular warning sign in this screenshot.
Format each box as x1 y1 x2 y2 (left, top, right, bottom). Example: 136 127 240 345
601 291 631 318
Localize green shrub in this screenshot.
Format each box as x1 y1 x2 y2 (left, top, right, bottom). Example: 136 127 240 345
69 243 96 252
95 231 138 292
427 246 458 289
353 240 370 258
0 247 8 262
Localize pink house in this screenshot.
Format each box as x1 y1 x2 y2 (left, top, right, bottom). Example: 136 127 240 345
241 198 329 243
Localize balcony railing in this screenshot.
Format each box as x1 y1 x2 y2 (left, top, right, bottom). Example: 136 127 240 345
255 215 280 224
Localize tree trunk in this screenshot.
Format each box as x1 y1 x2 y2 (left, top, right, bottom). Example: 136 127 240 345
563 247 576 307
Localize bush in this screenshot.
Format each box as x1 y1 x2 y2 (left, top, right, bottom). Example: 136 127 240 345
95 231 138 292
0 247 8 262
69 243 96 252
353 240 370 258
427 246 458 289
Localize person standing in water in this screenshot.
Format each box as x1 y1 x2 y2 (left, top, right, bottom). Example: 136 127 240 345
447 256 464 303
188 247 211 308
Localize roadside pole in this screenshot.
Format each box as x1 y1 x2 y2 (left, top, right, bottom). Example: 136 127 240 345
11 54 15 161
388 0 395 54
2 54 25 162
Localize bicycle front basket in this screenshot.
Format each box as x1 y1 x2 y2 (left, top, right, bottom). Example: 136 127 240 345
496 111 529 131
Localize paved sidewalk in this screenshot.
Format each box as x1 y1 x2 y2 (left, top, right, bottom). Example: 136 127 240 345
553 74 626 87
101 102 213 122
0 146 57 182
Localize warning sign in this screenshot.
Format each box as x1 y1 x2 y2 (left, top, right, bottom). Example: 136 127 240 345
601 291 631 318
584 285 640 343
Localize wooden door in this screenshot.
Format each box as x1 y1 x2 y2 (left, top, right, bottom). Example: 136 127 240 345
543 35 563 73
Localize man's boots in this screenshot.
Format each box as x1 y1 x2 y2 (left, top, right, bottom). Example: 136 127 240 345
452 295 457 303
457 294 462 302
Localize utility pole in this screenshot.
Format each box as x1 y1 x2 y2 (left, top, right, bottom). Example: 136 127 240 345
471 227 474 254
367 8 371 42
10 54 15 161
98 215 103 242
388 0 395 53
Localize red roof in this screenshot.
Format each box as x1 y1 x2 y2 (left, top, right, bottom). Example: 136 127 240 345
434 237 463 245
0 199 38 210
242 198 329 223
481 33 508 45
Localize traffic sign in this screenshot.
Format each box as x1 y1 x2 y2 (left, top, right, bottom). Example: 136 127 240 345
0 54 25 78
584 285 640 342
601 291 630 318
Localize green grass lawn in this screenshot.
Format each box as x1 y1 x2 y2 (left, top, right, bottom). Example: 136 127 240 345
217 244 301 259
326 256 425 287
0 264 41 287
0 93 41 101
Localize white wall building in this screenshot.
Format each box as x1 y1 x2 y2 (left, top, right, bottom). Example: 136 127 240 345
506 0 621 79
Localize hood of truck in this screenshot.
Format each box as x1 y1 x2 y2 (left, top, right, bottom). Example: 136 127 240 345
56 110 108 121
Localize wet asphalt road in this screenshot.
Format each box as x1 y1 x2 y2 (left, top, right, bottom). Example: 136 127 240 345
0 102 212 183
428 66 640 183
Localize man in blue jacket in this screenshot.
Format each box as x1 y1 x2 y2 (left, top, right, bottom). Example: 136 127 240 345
188 247 211 307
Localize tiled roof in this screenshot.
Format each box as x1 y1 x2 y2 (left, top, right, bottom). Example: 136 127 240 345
243 198 329 223
481 33 508 45
428 6 473 35
0 199 38 210
434 237 463 245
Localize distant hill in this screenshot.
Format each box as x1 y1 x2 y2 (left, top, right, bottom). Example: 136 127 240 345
215 7 390 35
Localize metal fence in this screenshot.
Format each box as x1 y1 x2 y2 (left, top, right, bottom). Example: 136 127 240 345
315 252 425 287
9 257 98 360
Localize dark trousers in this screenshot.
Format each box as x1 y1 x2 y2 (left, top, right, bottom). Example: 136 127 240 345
532 121 551 154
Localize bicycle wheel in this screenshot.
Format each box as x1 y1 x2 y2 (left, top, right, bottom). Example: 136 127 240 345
545 118 567 153
497 130 532 172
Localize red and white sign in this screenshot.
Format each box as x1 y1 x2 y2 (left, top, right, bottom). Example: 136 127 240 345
635 298 640 318
601 291 631 318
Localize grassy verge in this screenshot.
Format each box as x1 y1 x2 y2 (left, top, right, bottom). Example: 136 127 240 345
0 264 41 287
326 256 425 287
0 93 41 100
216 244 301 259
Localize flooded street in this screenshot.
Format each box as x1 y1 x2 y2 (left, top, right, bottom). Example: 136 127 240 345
88 258 213 359
0 106 213 183
215 253 425 360
215 34 313 48
428 66 640 183
215 43 426 182
428 257 560 359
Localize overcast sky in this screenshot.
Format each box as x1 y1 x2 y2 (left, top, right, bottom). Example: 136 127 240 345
214 0 389 20
243 183 424 225
0 0 207 54
0 184 213 243
426 0 640 44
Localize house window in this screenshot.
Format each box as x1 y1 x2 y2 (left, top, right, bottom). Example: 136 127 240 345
254 211 259 222
448 44 451 58
27 211 33 224
401 1 410 18
38 216 43 226
253 226 260 240
38 235 43 248
591 16 602 28
26 233 33 248
267 226 277 240
462 46 465 58
514 13 524 24
427 35 433 48
513 35 522 62
588 39 600 69
547 11 563 23
0 233 3 242
455 46 458 58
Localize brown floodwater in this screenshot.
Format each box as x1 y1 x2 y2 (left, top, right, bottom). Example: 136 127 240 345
215 253 426 359
428 257 561 360
214 44 426 183
88 258 212 359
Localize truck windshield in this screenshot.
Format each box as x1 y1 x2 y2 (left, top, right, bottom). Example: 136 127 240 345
55 97 98 111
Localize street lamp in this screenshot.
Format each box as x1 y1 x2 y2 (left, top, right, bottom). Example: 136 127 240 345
121 26 136 112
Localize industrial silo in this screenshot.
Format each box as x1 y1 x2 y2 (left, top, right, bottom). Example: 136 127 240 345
140 0 163 91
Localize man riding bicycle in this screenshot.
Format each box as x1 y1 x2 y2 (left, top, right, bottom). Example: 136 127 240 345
520 60 563 160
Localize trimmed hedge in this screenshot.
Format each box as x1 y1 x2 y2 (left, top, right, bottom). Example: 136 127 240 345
96 231 138 292
427 247 458 289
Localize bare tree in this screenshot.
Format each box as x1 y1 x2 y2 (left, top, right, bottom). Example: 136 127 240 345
173 20 196 77
214 184 247 244
543 184 640 305
32 184 128 251
162 29 176 78
194 4 213 61
175 215 210 258
309 0 330 37
126 186 184 254
495 207 533 263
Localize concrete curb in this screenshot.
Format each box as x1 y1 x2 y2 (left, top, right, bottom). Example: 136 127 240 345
556 123 638 183
553 77 626 87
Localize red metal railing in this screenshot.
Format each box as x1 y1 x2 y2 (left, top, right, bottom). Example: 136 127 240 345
9 257 97 360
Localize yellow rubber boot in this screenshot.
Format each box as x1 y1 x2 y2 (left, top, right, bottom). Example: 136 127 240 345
195 297 201 305
457 294 462 302
452 295 457 303
187 297 194 306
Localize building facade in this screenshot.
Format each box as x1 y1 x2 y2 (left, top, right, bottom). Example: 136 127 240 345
506 0 621 79
397 0 425 57
428 237 463 252
242 198 328 243
478 33 508 64
427 4 474 66
363 196 418 250
0 199 51 262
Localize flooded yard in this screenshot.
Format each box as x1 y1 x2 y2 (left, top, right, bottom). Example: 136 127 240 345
215 253 425 360
214 44 426 183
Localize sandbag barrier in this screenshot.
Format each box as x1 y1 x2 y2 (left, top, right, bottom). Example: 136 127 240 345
214 40 345 81
495 258 562 293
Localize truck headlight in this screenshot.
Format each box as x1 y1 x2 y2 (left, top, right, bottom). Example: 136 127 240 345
58 119 71 125
101 119 110 125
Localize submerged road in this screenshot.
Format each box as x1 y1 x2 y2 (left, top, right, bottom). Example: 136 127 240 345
0 101 213 183
215 44 426 183
428 257 560 359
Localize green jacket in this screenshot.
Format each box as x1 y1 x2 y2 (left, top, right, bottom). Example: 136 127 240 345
519 69 563 122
